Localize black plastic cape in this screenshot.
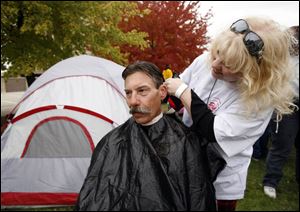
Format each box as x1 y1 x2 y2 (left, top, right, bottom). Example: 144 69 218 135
76 114 225 211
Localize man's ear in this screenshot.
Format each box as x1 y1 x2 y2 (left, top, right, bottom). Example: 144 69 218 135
159 84 168 100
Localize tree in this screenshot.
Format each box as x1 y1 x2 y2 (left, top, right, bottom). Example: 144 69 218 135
119 1 212 73
1 1 148 78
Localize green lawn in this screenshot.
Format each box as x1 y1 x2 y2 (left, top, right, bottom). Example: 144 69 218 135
237 148 299 211
2 149 298 211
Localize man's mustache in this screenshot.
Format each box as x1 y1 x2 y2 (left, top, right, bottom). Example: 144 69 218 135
129 107 151 114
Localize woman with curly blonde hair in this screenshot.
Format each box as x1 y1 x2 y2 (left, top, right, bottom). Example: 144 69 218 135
164 17 297 211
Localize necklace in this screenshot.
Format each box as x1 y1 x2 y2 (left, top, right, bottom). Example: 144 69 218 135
206 79 218 106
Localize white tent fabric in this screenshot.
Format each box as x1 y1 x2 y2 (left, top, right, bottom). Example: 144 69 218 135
1 55 130 207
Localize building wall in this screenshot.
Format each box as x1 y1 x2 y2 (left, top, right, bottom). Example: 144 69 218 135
1 77 28 93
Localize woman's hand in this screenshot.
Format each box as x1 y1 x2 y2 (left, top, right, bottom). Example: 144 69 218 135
164 78 192 115
164 78 185 96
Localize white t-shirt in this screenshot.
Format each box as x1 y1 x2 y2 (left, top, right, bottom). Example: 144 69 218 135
180 53 273 200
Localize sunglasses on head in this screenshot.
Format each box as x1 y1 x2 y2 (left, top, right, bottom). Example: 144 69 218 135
230 19 264 61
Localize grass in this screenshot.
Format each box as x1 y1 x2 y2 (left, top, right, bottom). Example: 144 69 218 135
2 149 298 211
237 147 299 211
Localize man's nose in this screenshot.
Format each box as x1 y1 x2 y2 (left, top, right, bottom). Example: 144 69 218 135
128 93 140 107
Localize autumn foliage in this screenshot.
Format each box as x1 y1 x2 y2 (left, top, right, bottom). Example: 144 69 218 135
119 1 212 73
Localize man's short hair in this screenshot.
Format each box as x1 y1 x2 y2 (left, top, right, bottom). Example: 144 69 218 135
122 61 164 88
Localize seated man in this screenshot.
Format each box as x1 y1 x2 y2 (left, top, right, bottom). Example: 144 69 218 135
76 61 225 211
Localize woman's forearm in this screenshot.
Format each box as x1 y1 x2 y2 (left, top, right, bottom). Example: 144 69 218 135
179 88 192 116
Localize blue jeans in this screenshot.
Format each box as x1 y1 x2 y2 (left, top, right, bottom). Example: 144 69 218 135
253 125 270 159
263 108 299 188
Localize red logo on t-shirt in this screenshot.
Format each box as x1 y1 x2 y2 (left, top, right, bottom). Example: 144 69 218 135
208 97 221 112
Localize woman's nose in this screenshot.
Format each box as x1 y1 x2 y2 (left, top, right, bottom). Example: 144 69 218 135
212 57 222 69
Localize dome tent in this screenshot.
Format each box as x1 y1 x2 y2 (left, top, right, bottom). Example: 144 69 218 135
1 55 130 207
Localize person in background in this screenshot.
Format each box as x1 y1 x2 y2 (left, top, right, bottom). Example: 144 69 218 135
262 25 299 199
164 17 297 211
252 124 270 161
76 61 225 211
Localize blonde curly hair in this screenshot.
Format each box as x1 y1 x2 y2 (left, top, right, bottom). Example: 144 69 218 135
209 17 298 120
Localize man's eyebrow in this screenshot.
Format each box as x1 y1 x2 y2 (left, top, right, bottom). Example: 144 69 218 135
125 85 150 92
136 85 150 90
